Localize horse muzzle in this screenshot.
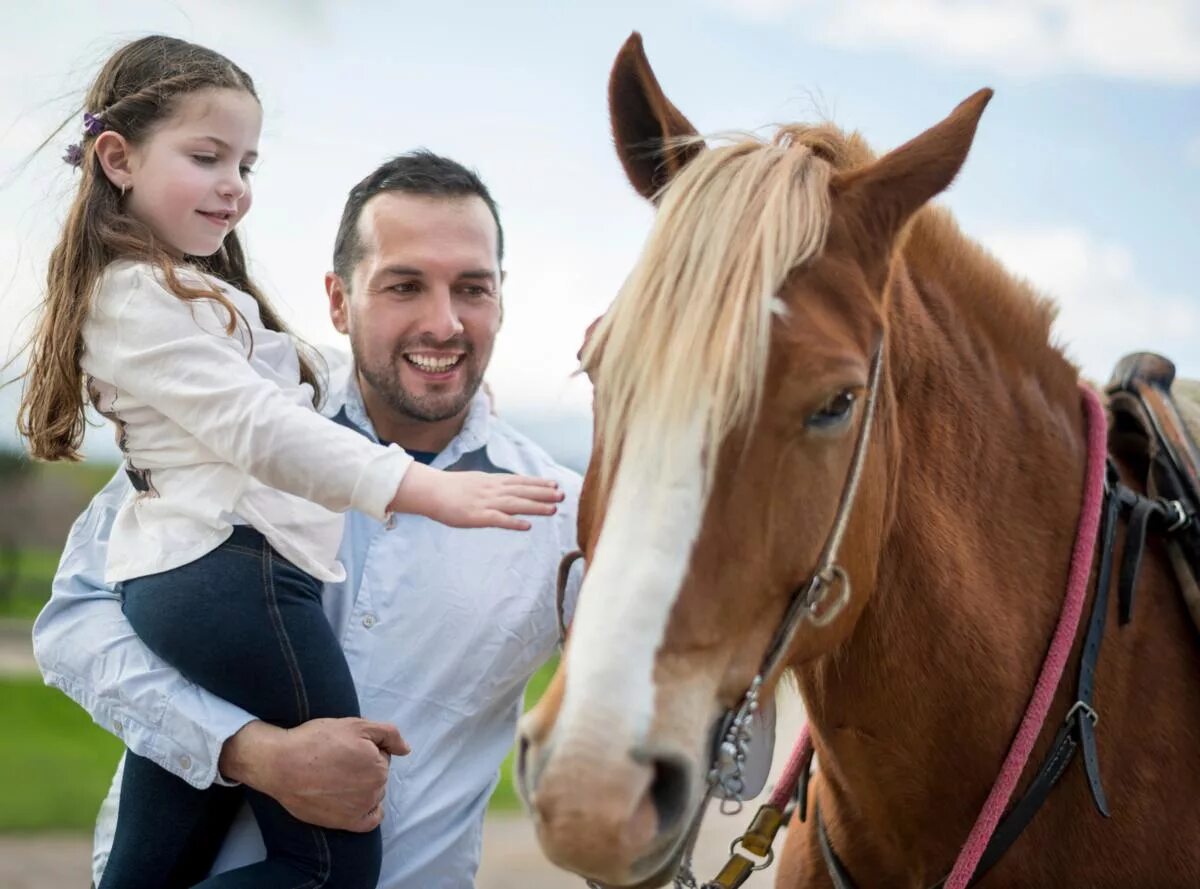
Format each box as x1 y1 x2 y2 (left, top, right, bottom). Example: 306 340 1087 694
517 712 703 886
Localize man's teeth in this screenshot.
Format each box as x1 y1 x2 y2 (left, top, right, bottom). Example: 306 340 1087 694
407 354 461 372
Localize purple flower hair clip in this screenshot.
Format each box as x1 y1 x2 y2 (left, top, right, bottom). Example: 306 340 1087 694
83 112 106 137
63 143 84 167
63 112 107 168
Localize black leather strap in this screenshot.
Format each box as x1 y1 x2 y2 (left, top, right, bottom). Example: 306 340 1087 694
1073 462 1119 819
814 472 1123 889
950 471 1125 883
1117 491 1170 625
816 806 858 889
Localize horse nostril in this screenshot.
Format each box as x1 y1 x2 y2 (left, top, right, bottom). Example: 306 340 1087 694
639 751 693 837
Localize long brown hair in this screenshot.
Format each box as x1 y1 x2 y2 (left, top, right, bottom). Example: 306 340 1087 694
18 35 323 462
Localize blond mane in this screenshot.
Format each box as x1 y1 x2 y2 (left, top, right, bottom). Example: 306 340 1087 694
583 129 836 496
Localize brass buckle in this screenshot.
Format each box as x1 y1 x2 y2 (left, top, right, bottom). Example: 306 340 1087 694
705 805 785 888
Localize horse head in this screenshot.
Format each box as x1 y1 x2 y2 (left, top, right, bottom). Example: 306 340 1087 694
518 33 990 887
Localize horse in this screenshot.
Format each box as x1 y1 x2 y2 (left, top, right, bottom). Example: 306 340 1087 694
515 32 1200 889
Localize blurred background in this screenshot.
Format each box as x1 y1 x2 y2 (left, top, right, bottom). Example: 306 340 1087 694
0 1 1197 886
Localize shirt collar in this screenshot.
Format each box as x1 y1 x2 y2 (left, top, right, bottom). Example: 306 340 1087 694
327 362 520 473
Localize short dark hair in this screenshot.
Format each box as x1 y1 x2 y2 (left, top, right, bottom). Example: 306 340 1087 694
332 150 504 283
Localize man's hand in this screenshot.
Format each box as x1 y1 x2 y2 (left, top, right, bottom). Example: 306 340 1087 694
219 718 409 832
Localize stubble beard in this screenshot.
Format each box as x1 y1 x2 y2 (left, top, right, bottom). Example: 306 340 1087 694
355 338 484 424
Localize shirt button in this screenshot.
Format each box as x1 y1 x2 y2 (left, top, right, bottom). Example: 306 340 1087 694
362 614 377 629
179 754 192 770
112 719 122 735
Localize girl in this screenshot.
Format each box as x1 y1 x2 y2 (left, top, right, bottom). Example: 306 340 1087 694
18 35 561 889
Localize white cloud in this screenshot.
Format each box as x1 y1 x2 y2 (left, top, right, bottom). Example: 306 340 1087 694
710 0 1200 84
980 225 1200 381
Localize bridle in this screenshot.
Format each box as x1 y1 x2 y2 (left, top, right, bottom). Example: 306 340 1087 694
557 341 887 889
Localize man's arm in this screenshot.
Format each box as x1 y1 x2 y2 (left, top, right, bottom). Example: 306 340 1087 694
34 469 410 828
32 470 255 788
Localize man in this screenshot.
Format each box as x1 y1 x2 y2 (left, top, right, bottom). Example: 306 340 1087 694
33 150 583 888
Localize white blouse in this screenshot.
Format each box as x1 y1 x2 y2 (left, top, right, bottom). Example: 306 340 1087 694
80 260 412 584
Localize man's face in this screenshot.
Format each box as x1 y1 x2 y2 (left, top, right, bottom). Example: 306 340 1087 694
330 192 502 424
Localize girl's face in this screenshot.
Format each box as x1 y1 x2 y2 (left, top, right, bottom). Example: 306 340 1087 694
124 88 262 258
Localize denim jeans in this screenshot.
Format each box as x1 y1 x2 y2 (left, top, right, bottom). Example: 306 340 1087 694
99 526 381 889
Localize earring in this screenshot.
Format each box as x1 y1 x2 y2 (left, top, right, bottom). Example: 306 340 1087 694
120 183 128 198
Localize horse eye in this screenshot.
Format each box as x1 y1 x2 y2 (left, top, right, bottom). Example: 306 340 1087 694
807 390 857 429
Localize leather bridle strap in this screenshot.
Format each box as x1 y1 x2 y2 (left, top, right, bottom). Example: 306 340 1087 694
754 342 886 687
556 549 584 644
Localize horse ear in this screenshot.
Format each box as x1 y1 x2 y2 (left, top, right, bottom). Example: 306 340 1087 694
833 88 993 262
609 32 704 202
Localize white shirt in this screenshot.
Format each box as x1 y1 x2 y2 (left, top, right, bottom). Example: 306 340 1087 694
32 367 583 889
80 260 411 583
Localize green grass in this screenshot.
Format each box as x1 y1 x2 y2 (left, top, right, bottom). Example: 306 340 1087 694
488 656 557 813
0 458 119 621
33 460 121 497
0 677 125 832
0 548 61 620
0 658 558 831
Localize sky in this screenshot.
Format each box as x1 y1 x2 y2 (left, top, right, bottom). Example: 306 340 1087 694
1 0 1197 464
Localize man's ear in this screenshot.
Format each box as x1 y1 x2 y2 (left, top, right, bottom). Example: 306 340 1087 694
325 272 350 335
93 130 136 191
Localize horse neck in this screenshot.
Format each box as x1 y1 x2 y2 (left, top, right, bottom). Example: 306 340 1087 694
794 210 1089 883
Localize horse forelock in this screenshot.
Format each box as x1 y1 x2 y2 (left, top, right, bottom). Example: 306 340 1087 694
582 129 839 505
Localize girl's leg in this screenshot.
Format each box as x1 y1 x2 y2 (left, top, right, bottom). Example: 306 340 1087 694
98 752 242 889
119 528 381 889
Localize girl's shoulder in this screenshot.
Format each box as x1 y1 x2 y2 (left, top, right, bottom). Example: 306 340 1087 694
94 260 255 319
97 259 235 295
89 262 264 346
91 260 161 319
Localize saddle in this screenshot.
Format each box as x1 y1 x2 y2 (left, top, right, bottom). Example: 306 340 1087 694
1105 352 1200 629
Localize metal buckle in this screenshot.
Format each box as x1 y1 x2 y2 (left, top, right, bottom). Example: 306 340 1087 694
805 565 851 627
1163 499 1193 533
1066 700 1100 727
727 838 775 871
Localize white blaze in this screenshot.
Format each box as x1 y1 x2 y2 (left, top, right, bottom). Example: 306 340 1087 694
556 416 707 754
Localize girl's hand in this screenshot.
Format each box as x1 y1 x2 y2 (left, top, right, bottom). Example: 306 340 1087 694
390 463 563 530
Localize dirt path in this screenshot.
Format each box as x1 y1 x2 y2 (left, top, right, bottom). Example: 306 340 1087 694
0 800 794 889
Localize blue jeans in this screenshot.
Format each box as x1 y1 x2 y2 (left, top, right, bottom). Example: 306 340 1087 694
99 527 381 889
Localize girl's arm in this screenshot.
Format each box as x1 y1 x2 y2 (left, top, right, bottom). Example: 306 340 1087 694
85 265 410 522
